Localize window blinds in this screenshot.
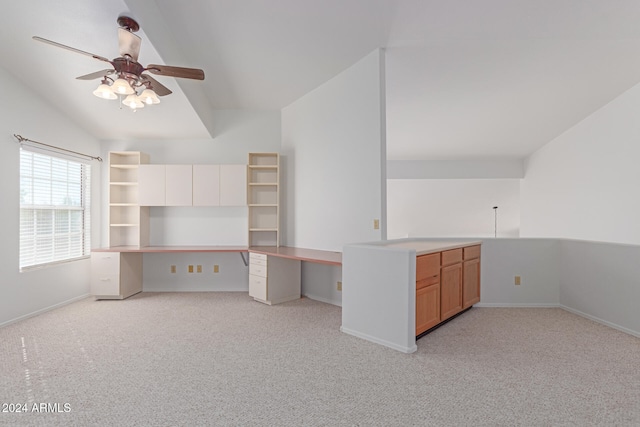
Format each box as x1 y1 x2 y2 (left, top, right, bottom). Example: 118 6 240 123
19 148 91 270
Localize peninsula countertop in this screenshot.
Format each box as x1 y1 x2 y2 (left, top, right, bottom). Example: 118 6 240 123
376 240 482 256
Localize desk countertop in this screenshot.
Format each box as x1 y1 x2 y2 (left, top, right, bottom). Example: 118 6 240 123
250 246 342 266
92 245 342 265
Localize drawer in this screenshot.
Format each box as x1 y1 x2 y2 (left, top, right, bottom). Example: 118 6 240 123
249 256 267 267
416 275 439 290
464 245 481 260
91 274 120 296
91 252 120 275
250 252 267 262
416 253 440 281
249 262 267 277
442 248 463 266
249 274 267 301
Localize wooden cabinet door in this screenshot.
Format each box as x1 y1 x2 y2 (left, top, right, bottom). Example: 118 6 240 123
463 258 480 308
441 262 462 321
416 282 440 335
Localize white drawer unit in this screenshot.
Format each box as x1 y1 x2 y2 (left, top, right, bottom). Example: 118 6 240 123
91 252 143 300
248 252 301 305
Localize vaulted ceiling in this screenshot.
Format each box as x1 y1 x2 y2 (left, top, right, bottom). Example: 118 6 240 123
2 0 640 160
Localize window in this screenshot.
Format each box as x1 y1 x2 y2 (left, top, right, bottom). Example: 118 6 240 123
19 149 91 270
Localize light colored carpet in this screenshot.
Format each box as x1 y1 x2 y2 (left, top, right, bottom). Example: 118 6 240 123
1 293 639 426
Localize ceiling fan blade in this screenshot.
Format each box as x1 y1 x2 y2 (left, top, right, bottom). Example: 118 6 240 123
76 69 115 80
118 28 141 61
32 36 112 64
146 64 205 80
140 74 172 96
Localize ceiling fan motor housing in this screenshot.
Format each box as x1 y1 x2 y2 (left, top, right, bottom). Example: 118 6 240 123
113 57 144 82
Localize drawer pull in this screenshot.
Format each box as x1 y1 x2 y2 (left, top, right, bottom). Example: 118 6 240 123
99 278 111 281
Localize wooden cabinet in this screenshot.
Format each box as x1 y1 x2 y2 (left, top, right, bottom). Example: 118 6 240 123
463 245 481 309
91 252 142 299
248 252 300 305
415 244 480 337
441 261 463 320
247 153 279 246
415 253 440 335
108 151 149 247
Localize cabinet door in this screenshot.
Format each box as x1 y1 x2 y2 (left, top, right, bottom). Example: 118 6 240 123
138 165 166 206
441 262 463 320
220 164 247 206
416 282 440 335
193 164 220 206
463 258 481 308
165 165 193 206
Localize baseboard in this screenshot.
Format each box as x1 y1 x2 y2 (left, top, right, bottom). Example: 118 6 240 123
302 293 341 307
475 302 560 308
0 294 90 328
340 326 417 354
560 305 640 339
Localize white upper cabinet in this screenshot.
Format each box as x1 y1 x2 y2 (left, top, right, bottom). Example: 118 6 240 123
193 164 221 206
166 165 193 206
138 163 246 207
138 165 166 206
220 164 247 206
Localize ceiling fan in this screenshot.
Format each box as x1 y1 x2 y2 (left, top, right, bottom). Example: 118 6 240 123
33 15 205 109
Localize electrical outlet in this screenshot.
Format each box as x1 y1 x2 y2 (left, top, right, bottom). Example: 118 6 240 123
213 265 219 273
188 265 194 273
337 281 342 291
170 265 176 274
515 275 521 285
197 265 202 273
373 219 380 230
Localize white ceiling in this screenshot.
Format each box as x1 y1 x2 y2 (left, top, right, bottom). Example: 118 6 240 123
2 0 640 160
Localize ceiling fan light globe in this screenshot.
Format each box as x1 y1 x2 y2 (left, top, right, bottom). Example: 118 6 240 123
93 83 117 100
122 94 144 110
112 78 135 95
139 88 160 105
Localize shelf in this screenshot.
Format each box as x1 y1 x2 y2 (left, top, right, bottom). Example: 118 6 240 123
110 182 139 186
110 164 139 169
248 152 279 247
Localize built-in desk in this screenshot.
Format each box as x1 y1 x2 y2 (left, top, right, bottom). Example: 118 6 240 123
247 247 342 305
91 245 341 301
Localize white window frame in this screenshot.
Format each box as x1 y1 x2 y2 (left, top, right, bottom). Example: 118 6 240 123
19 148 91 271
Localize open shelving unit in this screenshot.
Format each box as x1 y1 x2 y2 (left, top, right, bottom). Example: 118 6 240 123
247 153 279 246
108 151 149 247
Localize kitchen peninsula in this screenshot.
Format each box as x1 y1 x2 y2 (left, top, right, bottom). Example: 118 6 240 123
341 239 482 353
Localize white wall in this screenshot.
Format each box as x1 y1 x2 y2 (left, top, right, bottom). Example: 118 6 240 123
281 49 387 252
101 110 281 291
387 179 520 239
0 66 102 326
521 82 640 245
559 240 640 337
